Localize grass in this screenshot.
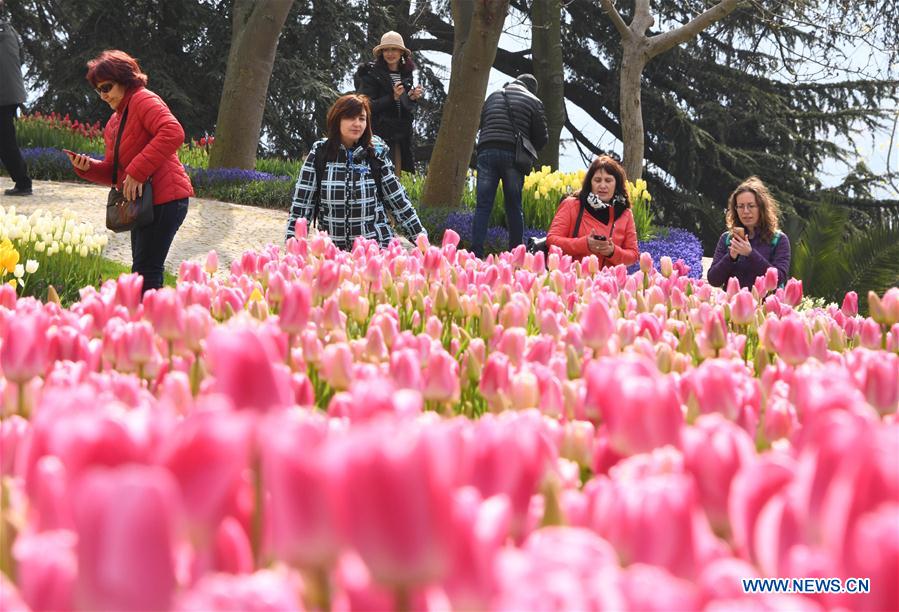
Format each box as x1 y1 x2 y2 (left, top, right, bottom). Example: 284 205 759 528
98 258 178 288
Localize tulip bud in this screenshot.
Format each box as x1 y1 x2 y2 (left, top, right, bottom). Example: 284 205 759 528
841 291 858 317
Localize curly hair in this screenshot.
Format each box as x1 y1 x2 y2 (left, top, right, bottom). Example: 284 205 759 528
726 176 781 242
575 155 632 209
85 50 148 90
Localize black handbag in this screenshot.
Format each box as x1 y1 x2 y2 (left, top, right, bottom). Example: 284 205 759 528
527 198 585 255
106 106 154 233
501 90 538 175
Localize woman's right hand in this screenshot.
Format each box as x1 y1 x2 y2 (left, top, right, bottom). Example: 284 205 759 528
393 82 405 100
65 151 92 172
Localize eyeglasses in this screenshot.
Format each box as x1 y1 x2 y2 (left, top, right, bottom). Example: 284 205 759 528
735 204 758 211
95 82 115 95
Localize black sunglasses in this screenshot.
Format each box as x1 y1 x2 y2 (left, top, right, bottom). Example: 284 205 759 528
95 82 115 95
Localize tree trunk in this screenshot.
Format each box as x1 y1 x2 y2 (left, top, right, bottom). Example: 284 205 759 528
531 0 564 170
619 48 648 180
420 0 510 208
209 0 294 170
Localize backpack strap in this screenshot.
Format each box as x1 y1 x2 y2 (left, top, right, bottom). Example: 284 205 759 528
311 142 327 229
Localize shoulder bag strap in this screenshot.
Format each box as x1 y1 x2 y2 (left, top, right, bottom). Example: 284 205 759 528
111 106 129 188
572 199 586 238
500 90 522 139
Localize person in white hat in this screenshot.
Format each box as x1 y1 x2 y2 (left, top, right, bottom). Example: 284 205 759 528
354 31 423 173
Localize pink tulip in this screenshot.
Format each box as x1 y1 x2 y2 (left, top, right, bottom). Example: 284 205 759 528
580 297 614 351
73 465 179 611
771 316 811 365
204 250 219 275
855 318 882 353
465 413 555 538
728 453 796 561
1 312 49 384
783 278 803 307
205 327 293 412
31 456 73 531
12 529 77 612
619 564 701 611
841 291 858 317
320 342 354 390
729 290 755 326
336 421 457 588
174 569 303 611
316 260 341 298
279 282 312 335
114 273 143 312
659 255 673 278
583 356 683 456
640 252 653 274
684 360 759 425
444 488 511 610
261 411 343 570
157 409 253 534
682 414 755 534
846 503 899 612
849 350 899 414
1 414 28 476
587 469 715 579
0 283 16 309
423 348 460 403
144 288 185 342
492 527 624 610
882 286 899 325
764 267 779 293
480 352 512 410
183 304 213 354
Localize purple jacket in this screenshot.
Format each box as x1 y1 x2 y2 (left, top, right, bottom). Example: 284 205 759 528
707 231 791 289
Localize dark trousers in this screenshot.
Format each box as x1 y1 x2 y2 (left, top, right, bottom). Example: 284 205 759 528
131 199 188 292
471 148 524 258
0 104 31 190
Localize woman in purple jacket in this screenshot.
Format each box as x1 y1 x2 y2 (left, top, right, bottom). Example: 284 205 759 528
707 177 791 289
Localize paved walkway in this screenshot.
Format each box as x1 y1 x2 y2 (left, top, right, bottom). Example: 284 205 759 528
2 178 713 277
1 178 287 272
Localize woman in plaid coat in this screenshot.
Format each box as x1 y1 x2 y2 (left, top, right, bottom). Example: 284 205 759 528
285 94 426 251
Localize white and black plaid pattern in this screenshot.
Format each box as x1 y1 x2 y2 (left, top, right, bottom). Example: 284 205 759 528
285 137 425 250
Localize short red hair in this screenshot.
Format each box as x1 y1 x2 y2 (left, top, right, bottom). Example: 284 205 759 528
85 50 148 90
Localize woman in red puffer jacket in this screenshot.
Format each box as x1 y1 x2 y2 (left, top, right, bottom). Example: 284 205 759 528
67 49 193 293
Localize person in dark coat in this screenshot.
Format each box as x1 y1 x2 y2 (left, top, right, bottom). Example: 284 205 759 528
0 0 32 196
355 31 422 174
471 74 548 258
708 176 792 289
66 50 193 293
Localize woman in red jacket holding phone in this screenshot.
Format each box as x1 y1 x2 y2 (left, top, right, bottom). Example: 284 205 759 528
66 50 193 293
546 155 638 267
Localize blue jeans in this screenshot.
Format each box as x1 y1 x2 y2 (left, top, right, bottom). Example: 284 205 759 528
471 148 524 258
131 198 188 292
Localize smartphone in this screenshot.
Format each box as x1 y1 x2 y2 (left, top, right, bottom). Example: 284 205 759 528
62 148 76 158
732 227 746 240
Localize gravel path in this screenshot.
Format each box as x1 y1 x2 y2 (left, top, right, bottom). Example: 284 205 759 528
1 178 287 272
1 177 713 277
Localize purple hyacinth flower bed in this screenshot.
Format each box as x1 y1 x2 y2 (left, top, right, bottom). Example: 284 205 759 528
185 167 291 188
628 228 704 279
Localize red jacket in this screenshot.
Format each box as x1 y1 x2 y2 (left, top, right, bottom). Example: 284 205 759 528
546 196 639 266
76 87 193 205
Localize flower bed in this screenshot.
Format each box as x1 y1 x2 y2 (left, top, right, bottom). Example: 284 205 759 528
0 227 897 610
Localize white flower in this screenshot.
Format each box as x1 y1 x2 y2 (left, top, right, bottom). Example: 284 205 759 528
14 264 24 279
34 241 45 253
79 245 88 257
25 259 39 274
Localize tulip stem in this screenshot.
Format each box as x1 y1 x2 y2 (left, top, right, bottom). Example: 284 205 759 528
394 586 411 612
251 450 264 569
16 383 27 419
190 352 202 396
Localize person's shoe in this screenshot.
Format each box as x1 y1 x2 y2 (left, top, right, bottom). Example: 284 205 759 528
4 186 33 196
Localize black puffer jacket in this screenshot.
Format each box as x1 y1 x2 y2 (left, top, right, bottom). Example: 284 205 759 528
356 61 417 172
477 81 548 154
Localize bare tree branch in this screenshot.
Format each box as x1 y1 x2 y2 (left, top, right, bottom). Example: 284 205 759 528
598 0 631 41
648 0 742 58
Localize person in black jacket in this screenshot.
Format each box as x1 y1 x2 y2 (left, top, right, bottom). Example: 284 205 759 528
355 31 422 174
471 74 548 258
0 0 32 196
